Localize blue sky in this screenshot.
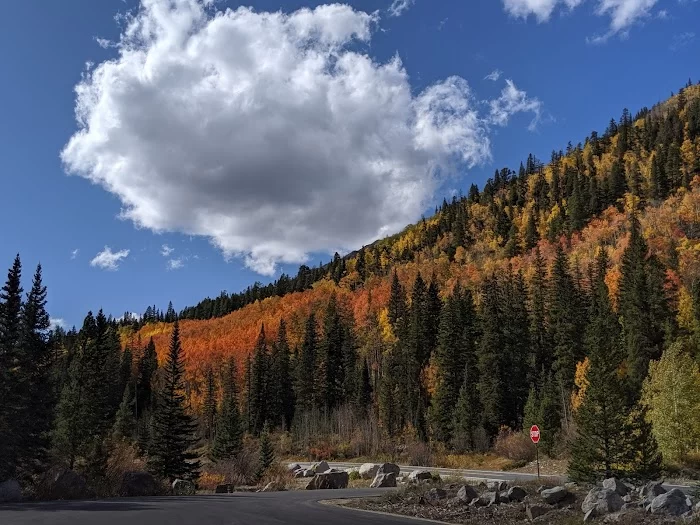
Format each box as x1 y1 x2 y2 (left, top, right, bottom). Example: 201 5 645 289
0 0 697 329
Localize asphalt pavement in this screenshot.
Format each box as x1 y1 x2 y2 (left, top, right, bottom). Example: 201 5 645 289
0 489 429 525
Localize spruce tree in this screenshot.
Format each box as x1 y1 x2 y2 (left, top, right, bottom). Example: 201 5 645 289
355 358 372 414
147 320 201 481
321 295 345 410
17 263 53 478
295 313 317 413
569 250 629 482
211 357 243 461
256 423 275 481
0 255 23 480
136 337 158 418
618 218 668 395
269 319 295 430
203 367 217 442
249 325 269 435
529 248 552 385
113 384 136 441
452 361 482 452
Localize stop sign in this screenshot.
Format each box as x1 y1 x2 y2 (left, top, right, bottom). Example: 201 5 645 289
530 425 541 444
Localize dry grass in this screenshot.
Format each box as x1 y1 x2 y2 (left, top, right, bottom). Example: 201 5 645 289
492 427 537 462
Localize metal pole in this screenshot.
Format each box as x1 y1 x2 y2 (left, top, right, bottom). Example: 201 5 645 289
536 443 540 480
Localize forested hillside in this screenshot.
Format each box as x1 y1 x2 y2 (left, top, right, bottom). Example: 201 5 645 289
3 80 700 494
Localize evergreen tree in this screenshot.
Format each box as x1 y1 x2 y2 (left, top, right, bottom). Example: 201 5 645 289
17 263 53 478
618 218 668 395
387 270 406 328
256 423 275 481
321 295 345 410
529 248 552 385
452 361 482 452
249 325 269 435
203 367 217 442
113 384 136 441
147 320 201 481
626 404 662 481
569 250 630 482
0 255 23 479
211 357 243 461
355 358 372 414
269 319 295 430
136 337 158 418
295 313 317 413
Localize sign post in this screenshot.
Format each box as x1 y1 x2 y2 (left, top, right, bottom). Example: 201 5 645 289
530 425 541 480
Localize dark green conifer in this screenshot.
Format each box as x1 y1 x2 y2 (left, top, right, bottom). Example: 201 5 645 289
147 320 201 481
211 357 243 462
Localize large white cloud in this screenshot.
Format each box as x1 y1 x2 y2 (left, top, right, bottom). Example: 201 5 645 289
90 247 130 271
62 0 540 275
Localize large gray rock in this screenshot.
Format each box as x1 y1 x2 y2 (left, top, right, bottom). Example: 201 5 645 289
119 472 160 497
424 488 447 502
376 463 400 476
370 472 397 488
526 504 550 520
359 463 379 479
287 463 301 472
479 491 500 506
305 470 349 490
47 470 91 500
582 488 624 516
172 479 196 496
408 470 433 482
602 478 629 496
507 486 527 502
311 461 330 474
541 486 569 505
456 485 479 503
650 488 691 516
0 480 21 503
640 481 666 500
487 480 508 491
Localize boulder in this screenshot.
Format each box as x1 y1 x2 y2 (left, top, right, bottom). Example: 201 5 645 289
479 491 500 506
456 485 479 503
287 463 301 472
311 461 330 474
215 484 234 494
507 486 527 502
541 486 569 505
487 480 508 491
582 488 624 516
499 492 510 504
301 469 315 478
305 470 349 490
119 472 160 497
47 470 91 500
172 479 196 496
526 504 550 520
293 470 306 479
424 488 447 502
650 488 691 516
640 481 666 500
376 463 400 476
0 479 21 503
261 481 285 492
370 472 396 488
583 509 596 522
359 463 379 479
603 478 629 496
408 470 433 482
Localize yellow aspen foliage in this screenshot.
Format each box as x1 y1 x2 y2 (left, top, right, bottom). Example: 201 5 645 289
377 307 396 344
571 357 590 413
676 286 695 331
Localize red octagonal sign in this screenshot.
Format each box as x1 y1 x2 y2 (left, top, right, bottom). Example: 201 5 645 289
530 425 541 444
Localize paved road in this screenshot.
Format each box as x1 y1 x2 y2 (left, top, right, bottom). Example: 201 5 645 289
0 489 429 525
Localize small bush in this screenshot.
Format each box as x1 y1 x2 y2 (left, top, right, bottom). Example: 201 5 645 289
348 470 361 481
405 441 433 466
493 427 536 462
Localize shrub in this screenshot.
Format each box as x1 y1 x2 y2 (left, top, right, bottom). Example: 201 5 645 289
348 469 361 481
405 441 433 466
493 427 536 462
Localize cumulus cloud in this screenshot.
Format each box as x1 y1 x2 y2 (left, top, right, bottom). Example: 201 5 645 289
49 318 67 331
503 0 659 39
90 246 130 271
485 69 503 81
167 257 185 270
62 0 542 276
488 80 543 131
161 244 174 256
670 31 695 50
388 0 415 17
70 249 79 260
502 0 584 21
